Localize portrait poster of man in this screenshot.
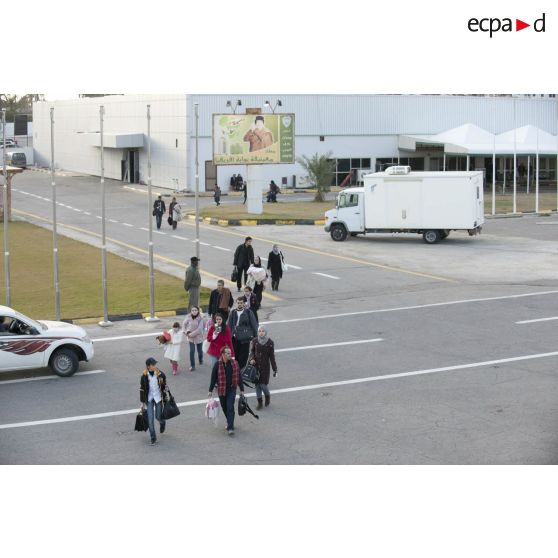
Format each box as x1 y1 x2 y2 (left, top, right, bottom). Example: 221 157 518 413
213 113 294 165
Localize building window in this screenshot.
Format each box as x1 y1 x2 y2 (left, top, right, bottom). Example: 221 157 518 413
330 157 374 186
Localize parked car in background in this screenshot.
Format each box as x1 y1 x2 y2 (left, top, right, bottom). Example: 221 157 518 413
7 152 26 168
0 139 17 148
0 306 94 376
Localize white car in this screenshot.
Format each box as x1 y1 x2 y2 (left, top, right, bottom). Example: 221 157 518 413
0 306 94 377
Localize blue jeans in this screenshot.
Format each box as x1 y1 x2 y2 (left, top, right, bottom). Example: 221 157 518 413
219 389 237 431
189 342 203 368
146 399 165 441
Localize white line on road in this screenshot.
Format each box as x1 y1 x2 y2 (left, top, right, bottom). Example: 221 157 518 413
172 235 188 240
140 227 149 231
122 223 133 227
313 272 340 280
200 242 211 246
0 370 106 385
213 246 231 251
109 219 118 223
93 332 160 342
153 230 166 235
260 290 558 325
275 339 383 353
96 215 102 219
286 263 302 270
516 316 558 324
83 212 92 216
536 222 558 225
2 350 557 430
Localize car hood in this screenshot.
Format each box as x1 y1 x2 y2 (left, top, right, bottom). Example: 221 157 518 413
38 320 88 339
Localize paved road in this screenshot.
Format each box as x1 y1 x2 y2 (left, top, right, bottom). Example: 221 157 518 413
2 170 558 463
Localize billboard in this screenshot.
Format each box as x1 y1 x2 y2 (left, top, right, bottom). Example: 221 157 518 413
213 113 295 165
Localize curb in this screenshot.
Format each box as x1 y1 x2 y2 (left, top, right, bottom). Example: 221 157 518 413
62 307 189 325
186 214 325 227
485 210 556 219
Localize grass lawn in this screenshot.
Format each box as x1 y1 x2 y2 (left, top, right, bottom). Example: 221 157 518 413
0 222 209 320
484 192 557 214
199 201 336 221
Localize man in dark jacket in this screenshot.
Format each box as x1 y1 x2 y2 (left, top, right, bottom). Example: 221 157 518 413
208 279 234 321
184 256 201 311
227 297 258 369
140 357 168 445
152 195 166 230
233 236 254 291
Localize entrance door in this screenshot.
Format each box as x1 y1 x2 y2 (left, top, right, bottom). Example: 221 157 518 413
123 150 140 183
205 160 217 191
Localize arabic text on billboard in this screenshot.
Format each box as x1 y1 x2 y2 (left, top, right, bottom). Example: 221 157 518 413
213 113 295 165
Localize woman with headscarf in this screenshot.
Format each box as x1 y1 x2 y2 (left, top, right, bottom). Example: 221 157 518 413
248 325 278 410
246 255 267 308
182 305 204 371
267 244 285 291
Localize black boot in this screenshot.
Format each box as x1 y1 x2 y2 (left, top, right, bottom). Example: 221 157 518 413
265 394 270 407
256 398 263 410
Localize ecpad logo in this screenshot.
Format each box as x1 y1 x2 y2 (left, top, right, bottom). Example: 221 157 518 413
468 13 546 37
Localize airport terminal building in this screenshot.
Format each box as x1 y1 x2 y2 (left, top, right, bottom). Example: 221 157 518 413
32 94 558 192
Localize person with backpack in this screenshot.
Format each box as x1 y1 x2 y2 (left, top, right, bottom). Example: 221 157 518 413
227 296 258 369
140 357 169 445
248 325 277 410
208 346 245 435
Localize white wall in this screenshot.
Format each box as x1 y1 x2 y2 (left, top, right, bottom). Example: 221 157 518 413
33 95 187 190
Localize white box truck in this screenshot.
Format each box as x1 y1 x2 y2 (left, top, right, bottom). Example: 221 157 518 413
324 166 484 244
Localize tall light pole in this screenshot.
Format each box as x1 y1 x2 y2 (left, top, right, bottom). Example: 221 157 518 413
145 105 159 323
513 98 517 213
99 105 112 327
50 107 60 320
492 95 496 216
194 103 200 260
2 108 9 306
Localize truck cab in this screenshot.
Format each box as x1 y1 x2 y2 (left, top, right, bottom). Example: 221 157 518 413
324 187 364 241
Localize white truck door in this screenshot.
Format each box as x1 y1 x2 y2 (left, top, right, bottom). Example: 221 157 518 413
338 192 364 232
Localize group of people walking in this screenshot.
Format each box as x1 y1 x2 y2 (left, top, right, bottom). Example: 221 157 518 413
152 195 182 230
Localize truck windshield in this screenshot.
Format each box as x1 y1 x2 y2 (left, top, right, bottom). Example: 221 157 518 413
338 193 359 208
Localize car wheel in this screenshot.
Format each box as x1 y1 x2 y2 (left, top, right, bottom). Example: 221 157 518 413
422 230 441 244
50 348 79 377
330 224 348 242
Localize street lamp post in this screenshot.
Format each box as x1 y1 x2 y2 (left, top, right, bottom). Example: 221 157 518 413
2 108 10 306
99 105 112 327
194 103 200 260
50 108 61 320
145 104 159 323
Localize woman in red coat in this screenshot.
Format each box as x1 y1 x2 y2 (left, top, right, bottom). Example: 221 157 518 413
206 312 234 367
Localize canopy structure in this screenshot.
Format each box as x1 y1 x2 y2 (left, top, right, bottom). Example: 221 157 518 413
399 123 558 155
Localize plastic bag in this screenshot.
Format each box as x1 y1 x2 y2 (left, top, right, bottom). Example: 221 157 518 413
205 397 220 423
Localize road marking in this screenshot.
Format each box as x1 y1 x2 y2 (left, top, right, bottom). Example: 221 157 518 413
83 212 92 216
536 222 558 225
213 246 231 251
200 242 211 246
313 272 340 280
0 370 106 385
140 227 149 231
172 235 188 240
275 338 383 353
122 223 133 227
12 210 282 303
516 316 558 324
96 215 102 219
260 290 558 325
93 332 161 342
109 219 118 223
286 263 302 270
2 349 558 430
153 230 166 235
181 221 455 283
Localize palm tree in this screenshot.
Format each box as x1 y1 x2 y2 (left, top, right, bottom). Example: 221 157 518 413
296 151 336 202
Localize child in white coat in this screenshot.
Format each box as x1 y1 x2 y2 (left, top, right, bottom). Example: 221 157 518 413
164 322 183 375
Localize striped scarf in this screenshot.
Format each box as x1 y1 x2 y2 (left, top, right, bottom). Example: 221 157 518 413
217 358 240 396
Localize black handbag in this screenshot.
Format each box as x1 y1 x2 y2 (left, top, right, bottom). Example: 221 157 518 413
231 267 238 282
162 396 181 420
234 324 253 343
134 408 148 431
241 363 260 388
167 215 173 225
238 394 259 420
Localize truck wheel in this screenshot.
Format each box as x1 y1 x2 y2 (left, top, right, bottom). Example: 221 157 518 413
330 224 348 242
423 230 441 244
50 348 79 377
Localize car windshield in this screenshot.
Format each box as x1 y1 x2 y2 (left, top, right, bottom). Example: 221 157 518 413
13 310 45 331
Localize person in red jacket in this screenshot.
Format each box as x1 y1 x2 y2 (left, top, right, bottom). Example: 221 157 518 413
206 312 234 367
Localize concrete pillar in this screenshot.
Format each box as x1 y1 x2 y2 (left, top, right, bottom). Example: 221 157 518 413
246 165 264 214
